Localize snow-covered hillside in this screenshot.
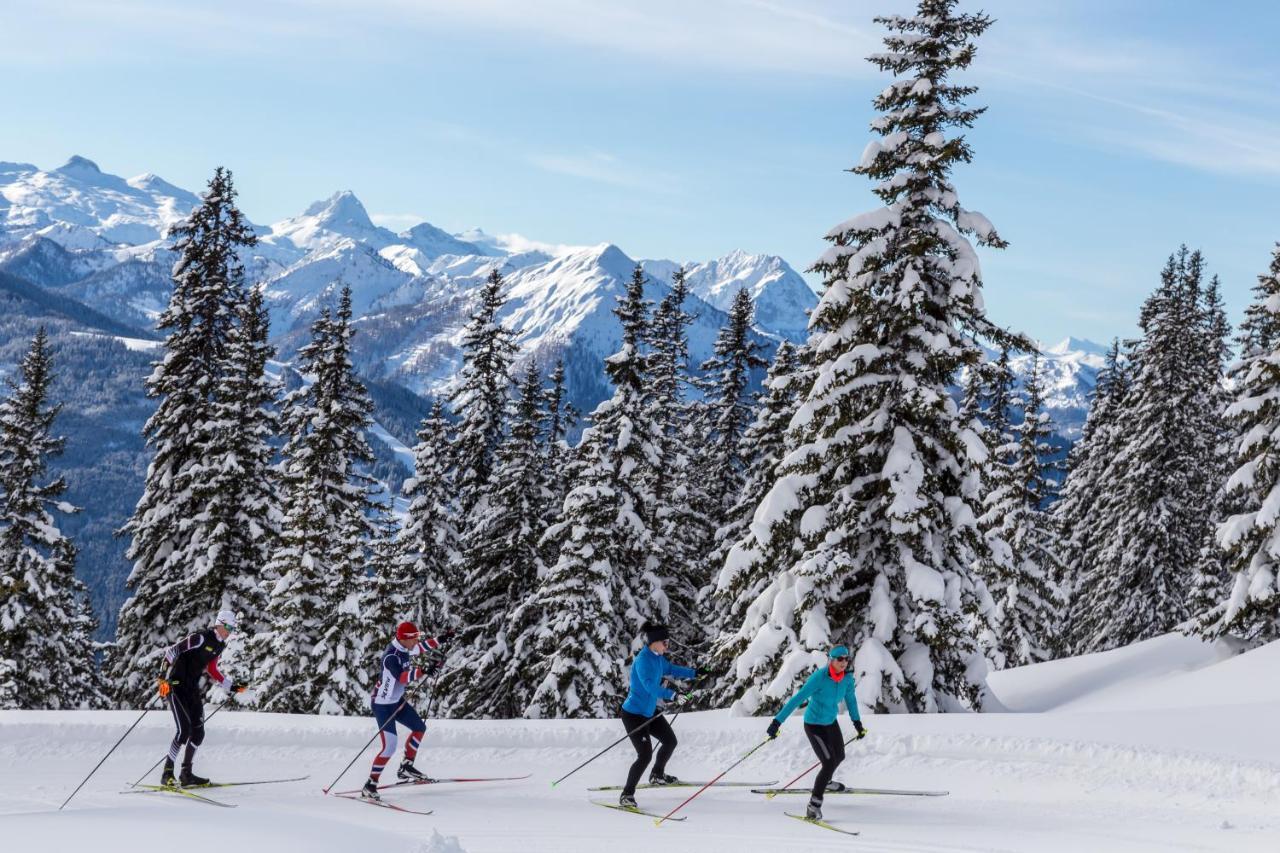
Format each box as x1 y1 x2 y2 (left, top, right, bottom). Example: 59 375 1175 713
4 635 1276 852
0 157 811 415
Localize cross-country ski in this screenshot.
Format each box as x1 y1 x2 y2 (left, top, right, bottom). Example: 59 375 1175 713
331 792 435 816
754 786 949 798
589 780 774 792
590 800 686 821
785 812 860 836
122 784 236 808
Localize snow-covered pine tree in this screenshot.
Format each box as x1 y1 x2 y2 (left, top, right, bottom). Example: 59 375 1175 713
398 399 460 628
1198 244 1280 643
702 287 769 534
440 364 550 718
979 354 1063 666
450 268 518 516
255 288 380 714
716 1 1017 714
0 329 107 709
1070 248 1220 653
646 267 714 637
203 285 281 657
512 266 665 718
362 509 413 646
1187 277 1235 620
541 358 579 514
706 340 805 695
1051 339 1127 652
113 168 261 703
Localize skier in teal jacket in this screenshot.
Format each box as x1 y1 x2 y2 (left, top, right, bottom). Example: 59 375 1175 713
765 645 867 821
617 623 698 809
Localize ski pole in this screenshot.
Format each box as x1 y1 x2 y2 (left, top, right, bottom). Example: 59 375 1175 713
550 681 701 788
321 687 423 794
60 693 160 810
764 731 866 799
654 738 772 826
127 697 234 788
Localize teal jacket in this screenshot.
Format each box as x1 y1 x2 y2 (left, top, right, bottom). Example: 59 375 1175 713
773 665 861 726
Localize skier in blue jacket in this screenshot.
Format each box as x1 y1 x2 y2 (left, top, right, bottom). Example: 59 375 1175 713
765 645 867 821
617 623 699 809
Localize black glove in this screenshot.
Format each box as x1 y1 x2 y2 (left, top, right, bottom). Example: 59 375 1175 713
766 719 781 740
425 656 444 675
853 720 867 739
226 681 247 695
695 666 712 678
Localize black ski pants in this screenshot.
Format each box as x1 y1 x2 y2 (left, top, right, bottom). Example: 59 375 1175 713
620 708 677 796
804 721 845 804
167 690 205 765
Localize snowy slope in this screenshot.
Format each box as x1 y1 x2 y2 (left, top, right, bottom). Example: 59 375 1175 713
5 635 1277 853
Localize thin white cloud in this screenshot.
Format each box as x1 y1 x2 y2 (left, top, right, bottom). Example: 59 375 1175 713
370 212 428 230
526 150 676 192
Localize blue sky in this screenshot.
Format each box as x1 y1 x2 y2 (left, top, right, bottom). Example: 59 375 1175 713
5 0 1280 344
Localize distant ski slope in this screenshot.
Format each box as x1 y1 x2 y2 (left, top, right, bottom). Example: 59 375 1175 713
3 634 1276 852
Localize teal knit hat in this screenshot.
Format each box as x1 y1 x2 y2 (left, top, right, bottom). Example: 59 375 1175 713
829 645 850 659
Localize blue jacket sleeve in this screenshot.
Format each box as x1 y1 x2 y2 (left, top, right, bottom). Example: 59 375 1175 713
633 652 674 704
383 650 405 682
774 669 823 723
843 674 860 721
663 658 696 681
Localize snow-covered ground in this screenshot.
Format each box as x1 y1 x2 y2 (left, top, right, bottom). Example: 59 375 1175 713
3 634 1277 852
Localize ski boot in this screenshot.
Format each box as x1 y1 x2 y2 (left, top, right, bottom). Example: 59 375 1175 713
618 793 638 810
648 771 681 786
826 780 847 792
159 759 177 787
805 800 824 821
179 765 210 787
397 760 434 783
361 779 381 801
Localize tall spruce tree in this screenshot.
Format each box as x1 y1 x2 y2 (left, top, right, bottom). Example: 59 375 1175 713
1052 339 1128 651
1070 249 1222 653
1199 244 1280 643
1187 277 1235 620
450 269 518 516
512 266 665 718
398 400 460 628
0 330 106 709
646 268 714 636
204 285 281 648
255 288 379 714
706 341 805 694
440 364 550 718
979 354 1063 666
716 1 1017 714
702 287 769 531
113 167 260 702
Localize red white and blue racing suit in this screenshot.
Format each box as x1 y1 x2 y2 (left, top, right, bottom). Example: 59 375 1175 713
368 637 441 781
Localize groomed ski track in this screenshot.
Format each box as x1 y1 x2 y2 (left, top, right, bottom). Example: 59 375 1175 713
2 702 1276 852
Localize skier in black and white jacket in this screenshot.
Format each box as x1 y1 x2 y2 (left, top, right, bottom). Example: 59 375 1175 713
156 609 246 786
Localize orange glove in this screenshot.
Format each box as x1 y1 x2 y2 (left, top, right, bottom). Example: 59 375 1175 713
157 678 171 698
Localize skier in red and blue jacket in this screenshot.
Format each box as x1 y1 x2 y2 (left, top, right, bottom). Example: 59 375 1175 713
617 622 700 809
361 621 450 801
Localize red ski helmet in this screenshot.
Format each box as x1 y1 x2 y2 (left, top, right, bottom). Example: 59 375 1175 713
395 621 422 644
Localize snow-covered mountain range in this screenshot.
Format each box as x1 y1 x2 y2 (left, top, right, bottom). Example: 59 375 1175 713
0 155 1102 432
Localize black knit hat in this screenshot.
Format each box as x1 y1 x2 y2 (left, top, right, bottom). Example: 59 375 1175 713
642 623 670 644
